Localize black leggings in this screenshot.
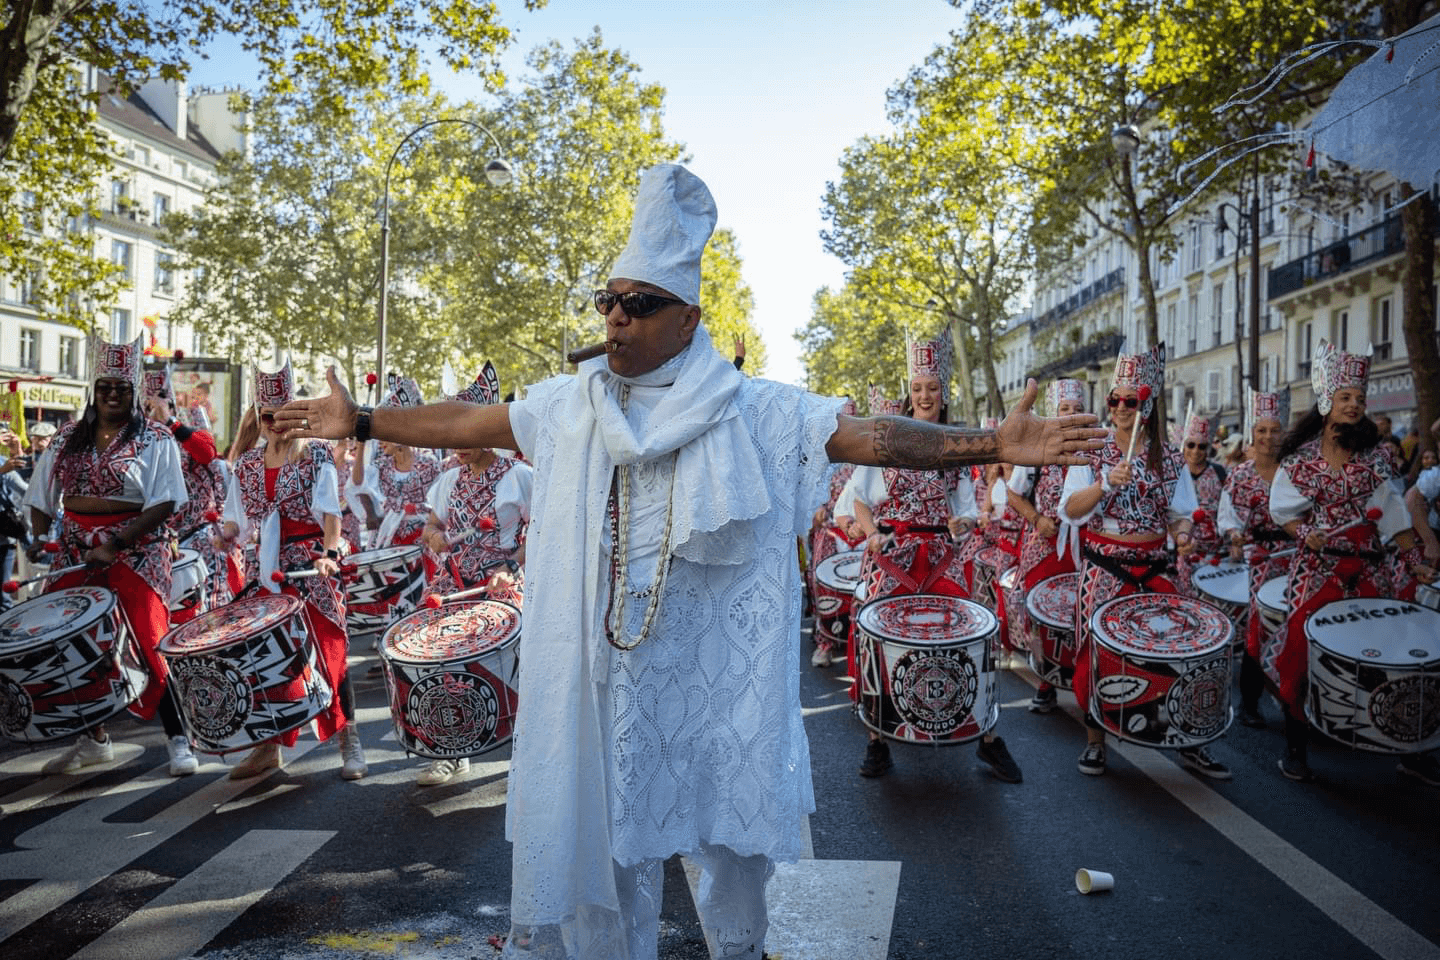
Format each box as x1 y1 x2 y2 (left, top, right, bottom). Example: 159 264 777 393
338 672 355 722
158 693 184 738
1239 653 1265 710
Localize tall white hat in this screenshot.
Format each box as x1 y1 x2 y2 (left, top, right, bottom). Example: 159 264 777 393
608 164 717 304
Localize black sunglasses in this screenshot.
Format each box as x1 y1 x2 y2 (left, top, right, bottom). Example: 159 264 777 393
1106 394 1139 409
94 382 134 396
1184 441 1207 450
594 289 687 318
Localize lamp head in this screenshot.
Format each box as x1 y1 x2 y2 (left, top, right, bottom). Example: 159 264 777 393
1110 125 1142 157
484 158 514 187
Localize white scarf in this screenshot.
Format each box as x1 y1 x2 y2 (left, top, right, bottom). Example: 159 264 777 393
505 326 769 930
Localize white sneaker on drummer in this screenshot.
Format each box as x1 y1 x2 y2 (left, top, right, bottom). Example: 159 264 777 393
416 757 470 787
42 734 114 774
167 735 199 776
339 725 368 781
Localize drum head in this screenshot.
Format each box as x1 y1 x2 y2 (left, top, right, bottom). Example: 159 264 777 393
174 548 203 569
1257 576 1289 614
350 545 421 568
160 593 305 655
1305 599 1440 667
975 547 1013 570
383 600 521 664
855 594 996 647
815 550 864 591
1026 574 1078 631
999 566 1020 591
1192 562 1249 607
0 587 115 653
1091 594 1232 658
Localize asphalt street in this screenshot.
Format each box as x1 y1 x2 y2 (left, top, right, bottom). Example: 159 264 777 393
1 620 1437 960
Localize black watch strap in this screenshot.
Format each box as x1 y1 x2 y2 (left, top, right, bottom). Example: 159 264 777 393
354 406 373 443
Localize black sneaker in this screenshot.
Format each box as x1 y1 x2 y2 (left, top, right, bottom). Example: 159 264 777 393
976 735 1023 783
1278 752 1314 782
1077 741 1106 776
1028 685 1058 714
1397 754 1440 787
1179 746 1232 780
859 739 893 778
1238 705 1266 728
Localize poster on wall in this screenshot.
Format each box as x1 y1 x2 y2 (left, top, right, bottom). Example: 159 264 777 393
146 358 244 455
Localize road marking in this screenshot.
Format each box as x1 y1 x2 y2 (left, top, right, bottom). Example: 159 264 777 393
0 742 147 817
0 736 320 942
1011 663 1440 960
68 829 334 960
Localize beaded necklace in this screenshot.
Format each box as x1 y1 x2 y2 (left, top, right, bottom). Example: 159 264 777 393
604 383 678 651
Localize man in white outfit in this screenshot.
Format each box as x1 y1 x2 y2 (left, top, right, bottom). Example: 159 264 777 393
279 164 1103 959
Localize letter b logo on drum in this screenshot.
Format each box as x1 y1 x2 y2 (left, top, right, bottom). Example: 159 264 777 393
890 648 978 736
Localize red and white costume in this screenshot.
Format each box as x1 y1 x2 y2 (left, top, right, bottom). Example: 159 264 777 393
23 335 187 720
424 456 532 604
1175 414 1226 597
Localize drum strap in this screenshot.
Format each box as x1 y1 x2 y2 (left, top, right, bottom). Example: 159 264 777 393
1081 546 1171 592
874 539 956 594
1252 529 1292 544
1319 546 1383 562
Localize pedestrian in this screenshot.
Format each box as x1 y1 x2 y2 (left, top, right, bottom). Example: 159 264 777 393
278 164 1104 960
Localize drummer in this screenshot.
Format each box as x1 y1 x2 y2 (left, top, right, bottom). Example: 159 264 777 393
1060 344 1228 779
1267 340 1432 784
352 375 442 550
1007 379 1085 713
837 333 1023 783
807 394 863 668
219 360 363 781
142 368 233 614
1176 412 1226 597
22 335 194 776
1217 389 1295 729
414 362 534 786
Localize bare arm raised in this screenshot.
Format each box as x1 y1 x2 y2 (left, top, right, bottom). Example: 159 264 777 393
826 379 1104 469
275 367 518 450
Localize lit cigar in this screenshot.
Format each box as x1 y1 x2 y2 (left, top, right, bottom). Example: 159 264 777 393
567 341 615 364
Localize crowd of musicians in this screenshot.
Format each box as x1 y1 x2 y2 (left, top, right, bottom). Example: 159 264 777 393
4 324 1439 793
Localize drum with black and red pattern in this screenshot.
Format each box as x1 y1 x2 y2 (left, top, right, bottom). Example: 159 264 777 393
854 593 998 745
1088 593 1233 748
344 545 426 640
1025 573 1079 690
813 550 863 651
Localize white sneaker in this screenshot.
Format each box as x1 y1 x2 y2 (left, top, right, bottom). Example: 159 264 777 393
42 734 114 774
167 735 199 776
416 757 470 786
810 642 834 668
339 725 368 781
229 742 283 780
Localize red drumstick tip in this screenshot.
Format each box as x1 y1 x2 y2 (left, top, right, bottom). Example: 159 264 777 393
422 594 443 609
270 571 285 583
1137 385 1152 405
1207 555 1221 566
403 503 417 515
1192 508 1209 523
203 509 220 522
1365 507 1383 521
477 516 496 531
2 580 18 593
365 372 378 386
43 541 61 554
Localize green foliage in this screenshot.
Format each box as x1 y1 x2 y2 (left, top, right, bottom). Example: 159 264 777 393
797 286 909 407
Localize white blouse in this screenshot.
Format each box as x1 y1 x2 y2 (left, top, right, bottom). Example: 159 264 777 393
425 461 534 552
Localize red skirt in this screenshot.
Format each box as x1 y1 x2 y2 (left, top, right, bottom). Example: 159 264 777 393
1072 531 1175 715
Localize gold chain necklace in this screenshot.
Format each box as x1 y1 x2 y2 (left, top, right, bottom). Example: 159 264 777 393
605 383 678 652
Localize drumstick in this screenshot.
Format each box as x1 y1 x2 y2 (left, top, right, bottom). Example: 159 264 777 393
420 558 519 607
566 340 616 364
1123 385 1151 463
270 569 326 583
3 563 90 593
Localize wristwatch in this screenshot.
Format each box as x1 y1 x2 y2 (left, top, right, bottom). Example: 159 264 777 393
353 406 374 443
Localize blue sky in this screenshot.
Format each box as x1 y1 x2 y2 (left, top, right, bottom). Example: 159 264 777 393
191 0 966 386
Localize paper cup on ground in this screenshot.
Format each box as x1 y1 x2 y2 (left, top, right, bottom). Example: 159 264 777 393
1076 868 1114 894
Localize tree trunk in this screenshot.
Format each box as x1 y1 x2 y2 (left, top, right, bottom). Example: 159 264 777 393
948 315 978 424
1398 186 1438 475
977 307 1004 417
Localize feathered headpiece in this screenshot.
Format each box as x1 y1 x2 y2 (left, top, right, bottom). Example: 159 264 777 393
1246 388 1291 438
452 362 501 406
1046 378 1086 414
252 357 294 410
906 329 953 390
87 334 144 411
1113 342 1165 422
868 383 902 417
1311 339 1371 416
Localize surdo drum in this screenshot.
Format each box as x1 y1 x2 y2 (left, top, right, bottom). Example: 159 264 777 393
1088 593 1234 748
0 587 148 743
854 594 999 744
159 594 332 753
1025 573 1079 691
1416 582 1440 613
345 545 426 640
1192 562 1250 648
1256 576 1290 644
169 547 209 621
1305 598 1440 753
813 550 864 650
379 600 521 759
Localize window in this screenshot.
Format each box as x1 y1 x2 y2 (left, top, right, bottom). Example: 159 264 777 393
1337 310 1349 351
110 178 129 214
134 145 149 167
1298 320 1313 378
111 308 132 342
111 240 132 280
1206 369 1222 410
59 336 78 377
154 252 175 295
19 328 39 371
153 193 170 223
1374 296 1393 360
1212 282 1225 346
1187 294 1199 355
1166 302 1178 355
1191 223 1203 270
192 330 205 356
16 265 37 305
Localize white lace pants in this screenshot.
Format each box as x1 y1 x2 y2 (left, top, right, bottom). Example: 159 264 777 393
501 843 773 960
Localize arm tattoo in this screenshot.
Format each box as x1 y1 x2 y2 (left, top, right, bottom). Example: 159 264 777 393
871 416 1000 468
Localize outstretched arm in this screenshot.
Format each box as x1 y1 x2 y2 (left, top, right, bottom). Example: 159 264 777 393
826 379 1104 469
275 367 518 451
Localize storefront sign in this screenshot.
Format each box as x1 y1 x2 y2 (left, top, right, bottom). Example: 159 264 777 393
18 382 86 410
1368 369 1414 413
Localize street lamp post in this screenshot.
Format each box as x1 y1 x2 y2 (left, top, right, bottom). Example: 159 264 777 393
1216 194 1263 400
377 118 512 392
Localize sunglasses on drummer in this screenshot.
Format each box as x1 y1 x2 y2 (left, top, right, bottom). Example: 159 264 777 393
593 289 688 318
1106 394 1139 409
1184 441 1208 450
